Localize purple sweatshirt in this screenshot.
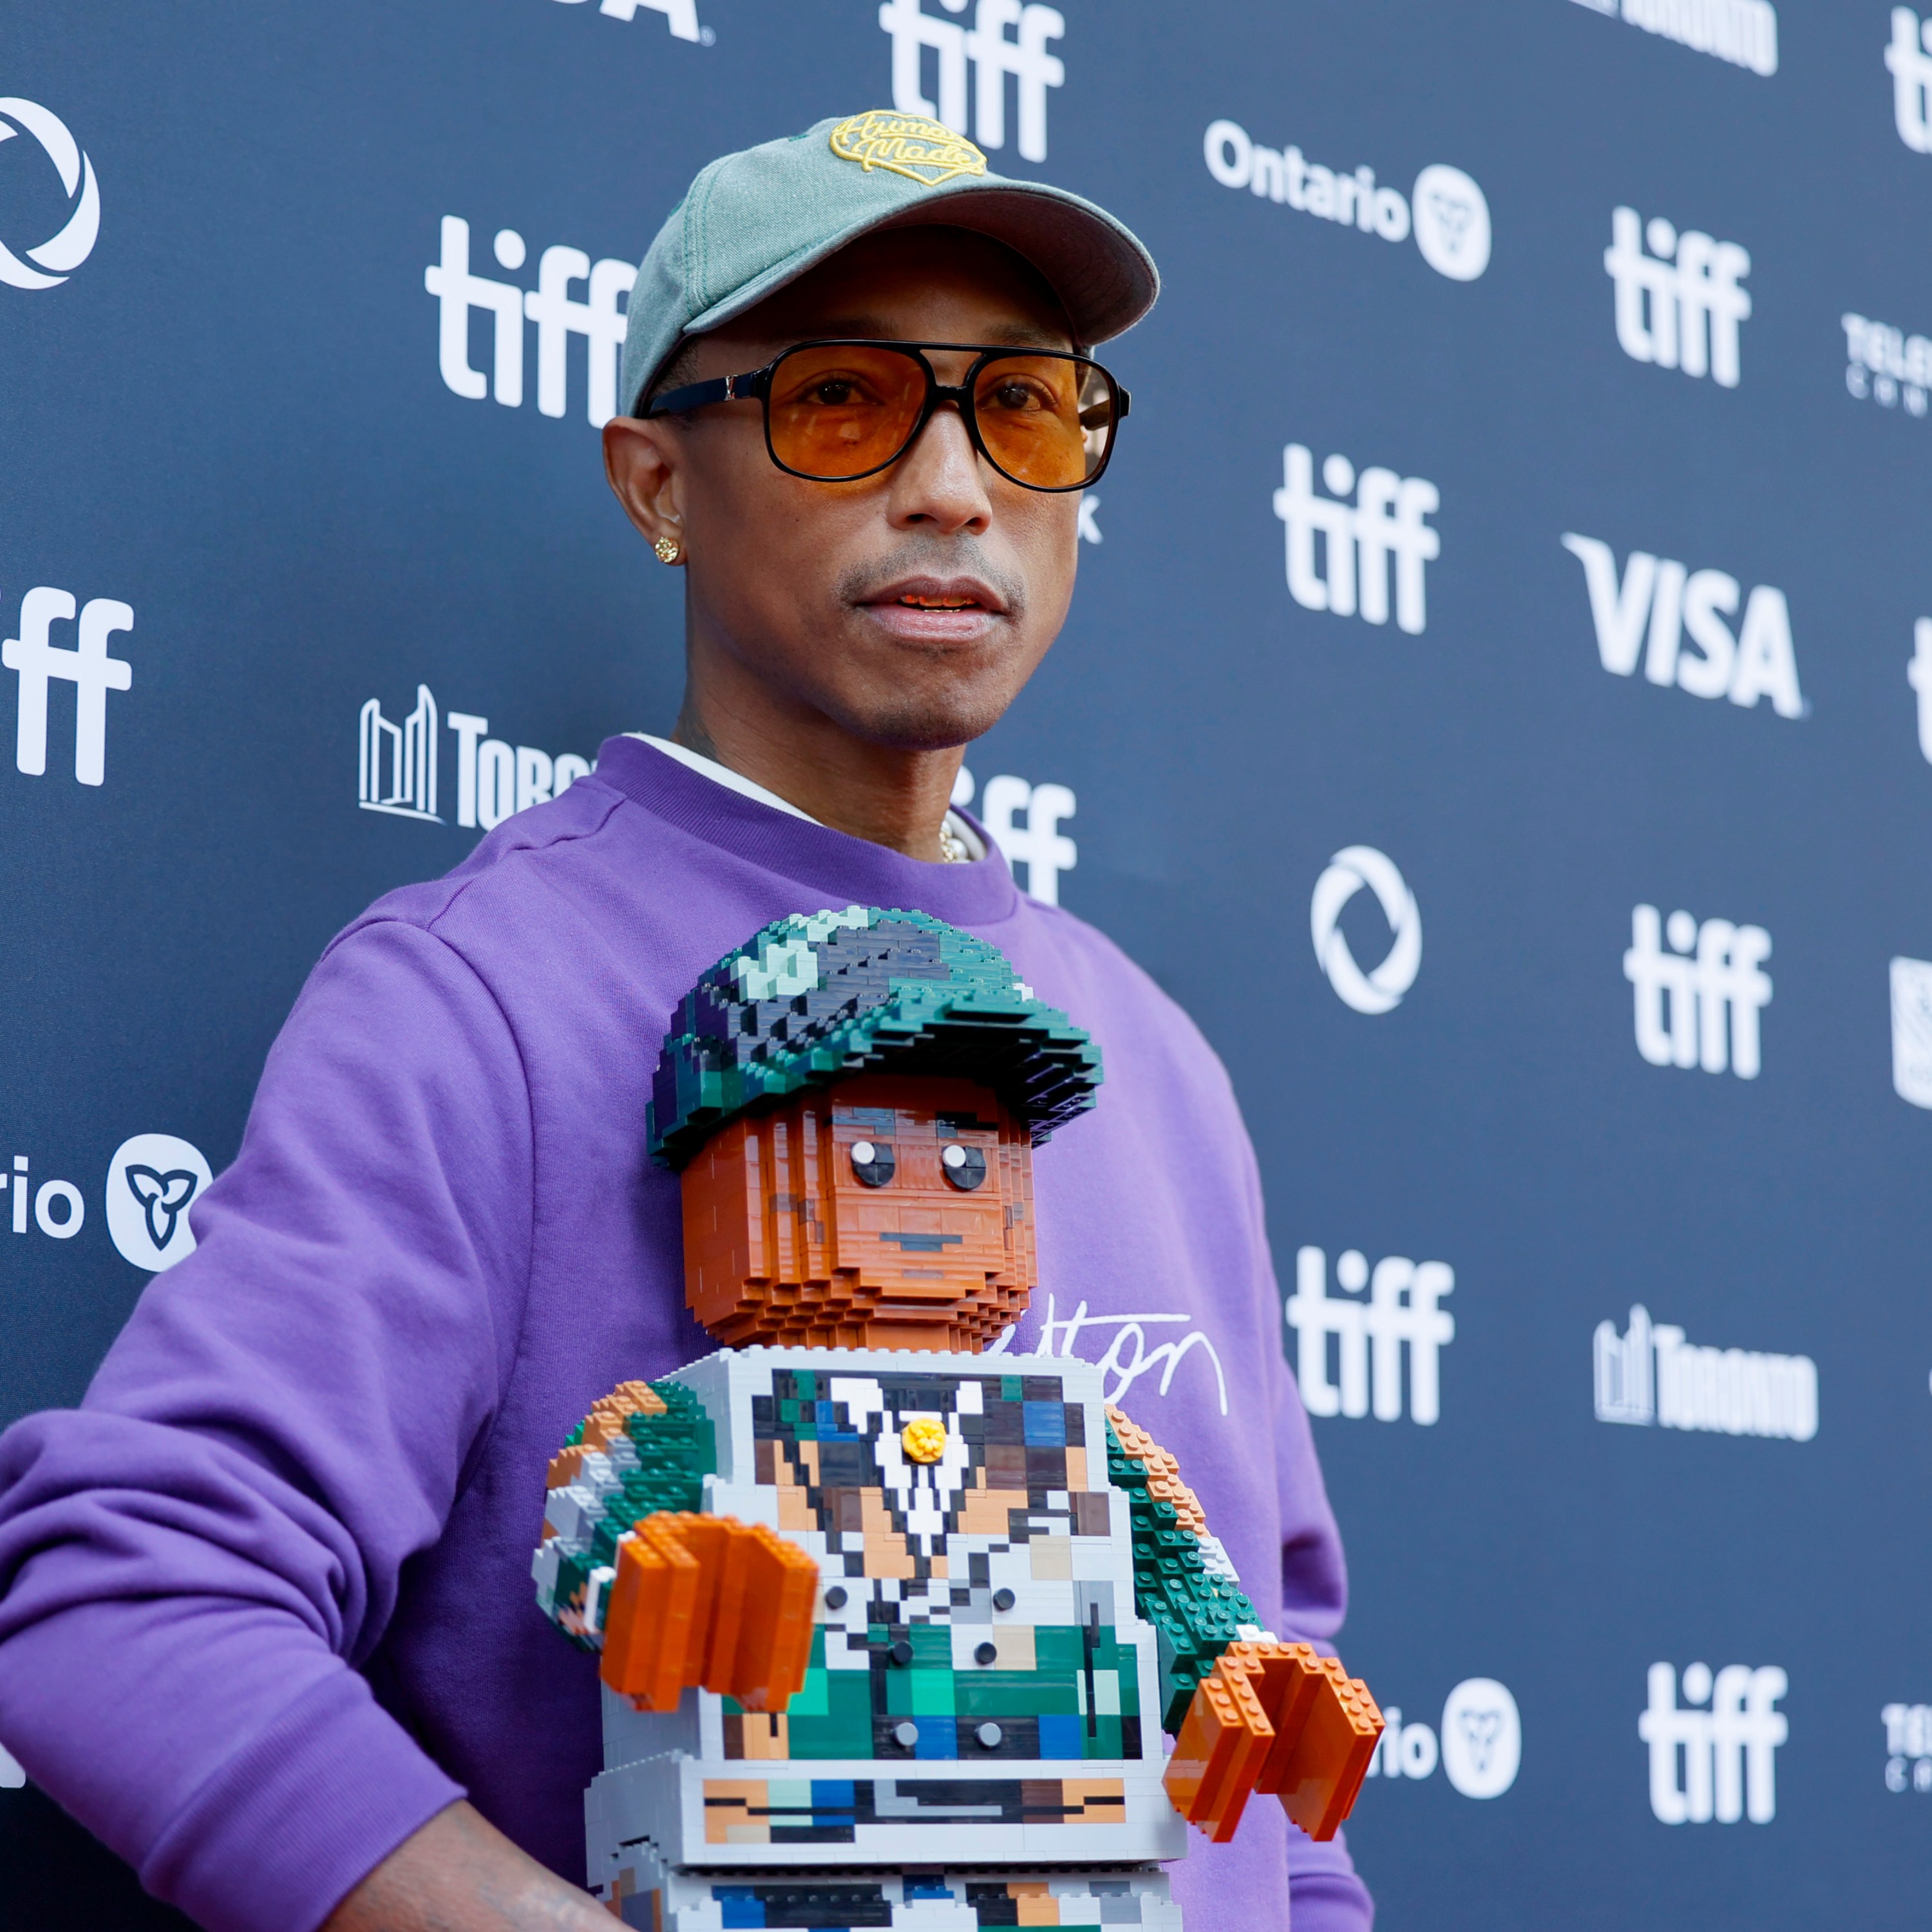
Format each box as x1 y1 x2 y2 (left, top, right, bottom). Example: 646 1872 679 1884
0 737 1370 1932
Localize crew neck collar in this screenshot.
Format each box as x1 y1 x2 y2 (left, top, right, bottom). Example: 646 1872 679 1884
591 734 1021 927
626 733 985 860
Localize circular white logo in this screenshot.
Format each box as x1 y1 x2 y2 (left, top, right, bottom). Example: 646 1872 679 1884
1311 846 1423 1014
105 1133 213 1273
1411 164 1490 281
0 97 100 291
1440 1677 1521 1799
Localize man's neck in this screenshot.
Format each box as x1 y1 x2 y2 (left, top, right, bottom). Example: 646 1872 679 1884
670 691 964 863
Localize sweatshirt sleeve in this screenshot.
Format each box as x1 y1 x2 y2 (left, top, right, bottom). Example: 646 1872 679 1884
0 914 535 1932
1250 1141 1377 1932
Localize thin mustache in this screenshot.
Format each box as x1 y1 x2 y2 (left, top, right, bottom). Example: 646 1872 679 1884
837 539 1025 621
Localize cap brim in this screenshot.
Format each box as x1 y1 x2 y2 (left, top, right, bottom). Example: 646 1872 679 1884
681 177 1158 354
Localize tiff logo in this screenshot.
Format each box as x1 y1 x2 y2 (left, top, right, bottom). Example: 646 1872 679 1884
359 687 591 830
1888 8 1932 153
1881 1703 1932 1792
1890 954 1932 1109
1273 445 1440 635
1595 1304 1817 1441
1640 1661 1786 1824
1605 206 1751 387
1624 904 1771 1078
4 585 133 786
1560 534 1803 719
424 218 636 425
952 765 1075 904
1286 1246 1454 1425
879 0 1065 163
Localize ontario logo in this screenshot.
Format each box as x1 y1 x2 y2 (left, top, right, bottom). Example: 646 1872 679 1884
105 1133 214 1273
0 97 100 291
829 109 987 185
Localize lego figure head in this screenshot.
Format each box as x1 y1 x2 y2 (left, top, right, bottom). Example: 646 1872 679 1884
650 907 1102 1352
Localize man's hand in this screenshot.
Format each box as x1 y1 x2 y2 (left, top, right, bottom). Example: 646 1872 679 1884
322 1801 612 1932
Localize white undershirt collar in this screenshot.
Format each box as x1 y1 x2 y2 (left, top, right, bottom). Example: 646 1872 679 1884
629 734 986 861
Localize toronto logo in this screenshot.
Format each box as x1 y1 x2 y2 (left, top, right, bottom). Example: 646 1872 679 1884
0 97 100 290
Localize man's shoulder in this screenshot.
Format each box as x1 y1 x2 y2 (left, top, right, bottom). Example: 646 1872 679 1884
999 898 1233 1102
332 772 637 957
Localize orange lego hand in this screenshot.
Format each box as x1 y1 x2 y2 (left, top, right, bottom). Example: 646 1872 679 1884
598 1512 818 1714
1162 1640 1384 1844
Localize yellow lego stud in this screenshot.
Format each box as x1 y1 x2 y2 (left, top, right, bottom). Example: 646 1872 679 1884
900 1418 947 1463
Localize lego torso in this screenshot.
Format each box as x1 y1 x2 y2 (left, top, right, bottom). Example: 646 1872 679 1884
574 1345 1185 1882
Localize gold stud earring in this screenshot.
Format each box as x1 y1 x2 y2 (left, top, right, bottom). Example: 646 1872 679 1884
653 535 682 564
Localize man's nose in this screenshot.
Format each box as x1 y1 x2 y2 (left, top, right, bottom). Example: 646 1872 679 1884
885 402 994 535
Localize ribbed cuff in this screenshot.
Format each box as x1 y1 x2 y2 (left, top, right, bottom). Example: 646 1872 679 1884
140 1667 464 1932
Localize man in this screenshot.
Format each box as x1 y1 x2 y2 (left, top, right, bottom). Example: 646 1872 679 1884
0 113 1372 1932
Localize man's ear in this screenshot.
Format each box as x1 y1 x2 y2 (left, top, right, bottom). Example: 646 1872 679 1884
603 415 687 560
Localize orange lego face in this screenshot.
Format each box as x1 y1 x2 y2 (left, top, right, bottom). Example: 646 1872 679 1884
679 1074 1036 1352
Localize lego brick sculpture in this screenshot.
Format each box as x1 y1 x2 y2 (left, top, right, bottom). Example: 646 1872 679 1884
533 907 1381 1927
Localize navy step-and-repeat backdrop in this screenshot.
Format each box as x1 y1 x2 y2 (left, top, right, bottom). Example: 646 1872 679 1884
3 1 1929 1925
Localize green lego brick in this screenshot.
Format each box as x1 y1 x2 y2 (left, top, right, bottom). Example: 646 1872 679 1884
954 1671 1083 1720
908 1669 958 1715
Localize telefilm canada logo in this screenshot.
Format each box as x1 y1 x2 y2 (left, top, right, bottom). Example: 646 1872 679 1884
1362 1678 1521 1799
1624 904 1772 1079
1275 446 1441 637
1287 1246 1454 1425
1311 847 1422 1015
3 585 135 786
0 97 100 291
1594 1304 1817 1442
1560 534 1804 719
1605 206 1751 388
358 685 593 830
879 0 1067 164
1204 121 1490 282
1842 312 1932 419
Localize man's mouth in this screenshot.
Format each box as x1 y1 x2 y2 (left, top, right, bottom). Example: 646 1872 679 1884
860 574 1010 620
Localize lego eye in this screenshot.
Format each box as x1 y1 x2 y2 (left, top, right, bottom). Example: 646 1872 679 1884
940 1144 987 1191
849 1140 895 1186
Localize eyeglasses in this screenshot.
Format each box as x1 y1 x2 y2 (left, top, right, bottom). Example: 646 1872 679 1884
644 339 1128 492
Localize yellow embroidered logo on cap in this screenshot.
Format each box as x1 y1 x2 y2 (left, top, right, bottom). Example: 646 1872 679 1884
829 111 987 187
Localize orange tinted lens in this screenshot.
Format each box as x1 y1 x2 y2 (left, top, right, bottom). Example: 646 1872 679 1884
767 345 926 478
973 356 1108 488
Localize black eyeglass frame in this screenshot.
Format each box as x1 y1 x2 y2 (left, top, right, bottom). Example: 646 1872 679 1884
642 339 1130 493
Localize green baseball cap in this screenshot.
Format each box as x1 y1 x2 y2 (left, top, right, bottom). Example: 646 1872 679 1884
648 905 1103 1171
619 109 1160 421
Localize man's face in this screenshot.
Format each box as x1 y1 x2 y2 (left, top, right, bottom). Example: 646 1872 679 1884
606 227 1083 751
680 1074 1037 1352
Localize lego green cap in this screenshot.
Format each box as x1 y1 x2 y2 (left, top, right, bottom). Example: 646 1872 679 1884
648 906 1103 1170
620 109 1160 419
